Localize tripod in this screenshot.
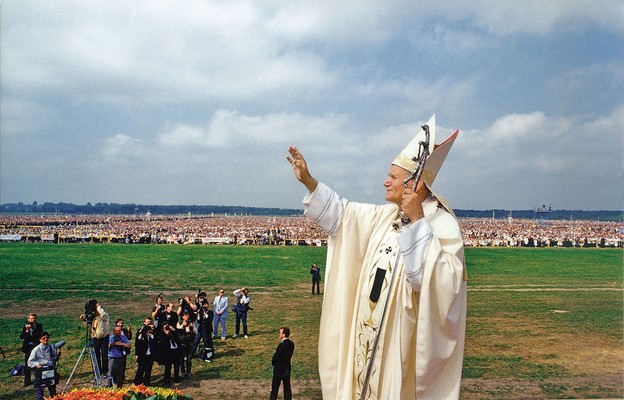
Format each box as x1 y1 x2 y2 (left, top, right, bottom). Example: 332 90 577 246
63 322 104 392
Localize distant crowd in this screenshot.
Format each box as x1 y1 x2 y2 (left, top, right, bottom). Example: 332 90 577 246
0 214 622 248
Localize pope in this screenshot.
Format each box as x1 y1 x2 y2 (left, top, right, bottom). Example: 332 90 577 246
287 115 467 400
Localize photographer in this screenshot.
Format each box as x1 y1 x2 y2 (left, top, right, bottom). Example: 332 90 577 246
20 313 43 386
108 325 131 388
133 317 155 386
232 287 251 339
115 318 132 341
151 294 165 329
27 331 61 400
194 301 214 363
177 296 197 324
176 312 196 378
80 300 110 376
310 263 321 295
160 323 181 386
156 303 178 334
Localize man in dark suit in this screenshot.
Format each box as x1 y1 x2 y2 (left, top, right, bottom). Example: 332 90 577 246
133 317 156 386
270 326 295 400
20 313 43 386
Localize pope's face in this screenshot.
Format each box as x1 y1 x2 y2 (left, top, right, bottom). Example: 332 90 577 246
384 165 410 206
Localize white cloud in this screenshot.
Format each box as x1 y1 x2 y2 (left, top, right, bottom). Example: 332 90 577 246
157 110 352 150
103 134 145 158
0 98 51 135
445 106 623 209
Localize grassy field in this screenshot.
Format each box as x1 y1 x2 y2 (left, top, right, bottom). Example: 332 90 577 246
0 243 622 399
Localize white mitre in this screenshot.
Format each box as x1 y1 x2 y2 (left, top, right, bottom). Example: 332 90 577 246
391 114 459 189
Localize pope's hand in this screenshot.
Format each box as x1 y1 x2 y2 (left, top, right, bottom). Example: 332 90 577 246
401 180 430 222
287 145 318 193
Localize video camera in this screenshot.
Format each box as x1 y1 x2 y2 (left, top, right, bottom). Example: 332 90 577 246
84 299 98 323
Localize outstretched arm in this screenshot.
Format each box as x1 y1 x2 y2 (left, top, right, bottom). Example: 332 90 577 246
287 145 318 193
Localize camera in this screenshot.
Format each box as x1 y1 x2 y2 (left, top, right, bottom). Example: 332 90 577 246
84 299 98 323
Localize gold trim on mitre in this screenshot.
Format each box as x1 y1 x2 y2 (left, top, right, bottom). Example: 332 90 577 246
392 114 436 172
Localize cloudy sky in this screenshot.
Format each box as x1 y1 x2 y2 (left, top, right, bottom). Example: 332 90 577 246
1 1 622 211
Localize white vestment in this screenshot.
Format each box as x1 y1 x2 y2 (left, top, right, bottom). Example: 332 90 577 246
303 183 467 400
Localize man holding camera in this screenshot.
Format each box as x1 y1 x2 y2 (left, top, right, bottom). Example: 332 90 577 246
157 303 178 331
195 300 214 362
232 287 251 339
134 317 156 386
108 325 131 388
27 331 61 400
176 312 196 377
151 294 166 329
177 296 197 324
20 313 43 386
310 263 321 295
161 323 181 385
80 300 110 376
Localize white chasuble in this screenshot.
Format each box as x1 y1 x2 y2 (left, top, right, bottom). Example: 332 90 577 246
303 182 466 400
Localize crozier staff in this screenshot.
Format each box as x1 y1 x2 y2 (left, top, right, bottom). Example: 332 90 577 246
286 115 467 400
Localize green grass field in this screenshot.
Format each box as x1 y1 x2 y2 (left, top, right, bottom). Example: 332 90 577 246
0 243 622 399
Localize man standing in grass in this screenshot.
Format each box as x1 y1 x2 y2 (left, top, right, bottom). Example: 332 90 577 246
270 326 295 400
286 115 467 400
310 263 321 295
232 287 251 339
108 325 131 388
27 331 61 400
20 313 43 386
213 289 229 341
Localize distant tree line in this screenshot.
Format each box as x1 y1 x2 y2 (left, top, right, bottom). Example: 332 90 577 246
454 209 623 221
1 201 303 216
1 201 622 221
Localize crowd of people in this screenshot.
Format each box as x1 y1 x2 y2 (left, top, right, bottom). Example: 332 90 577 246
461 217 623 247
1 214 622 248
18 288 257 398
0 214 327 245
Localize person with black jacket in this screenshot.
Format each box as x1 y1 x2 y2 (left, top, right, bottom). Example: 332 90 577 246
160 323 181 386
310 263 322 295
270 326 295 400
133 317 155 386
176 312 196 377
194 301 214 363
20 313 43 386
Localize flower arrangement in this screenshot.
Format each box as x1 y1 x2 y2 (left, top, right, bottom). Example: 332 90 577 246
49 384 193 400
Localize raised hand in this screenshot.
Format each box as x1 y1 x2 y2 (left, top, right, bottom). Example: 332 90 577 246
287 145 318 193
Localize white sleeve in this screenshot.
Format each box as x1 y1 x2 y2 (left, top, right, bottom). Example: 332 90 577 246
302 182 345 236
396 218 433 292
27 347 39 368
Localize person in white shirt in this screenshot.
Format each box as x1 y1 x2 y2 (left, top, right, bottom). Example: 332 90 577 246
232 287 251 338
27 332 61 400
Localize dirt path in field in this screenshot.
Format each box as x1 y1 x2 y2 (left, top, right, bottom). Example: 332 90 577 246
126 374 623 400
